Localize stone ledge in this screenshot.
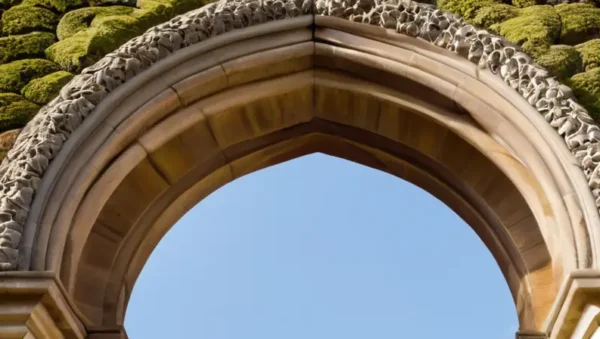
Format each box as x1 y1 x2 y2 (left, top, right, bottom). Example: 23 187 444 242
0 271 86 339
544 270 600 339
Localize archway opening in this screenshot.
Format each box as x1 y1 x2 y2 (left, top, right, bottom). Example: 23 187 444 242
124 153 519 339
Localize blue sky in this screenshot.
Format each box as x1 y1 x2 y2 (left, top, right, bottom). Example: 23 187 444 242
125 153 518 338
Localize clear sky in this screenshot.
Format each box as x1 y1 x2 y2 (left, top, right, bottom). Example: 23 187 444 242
125 153 518 338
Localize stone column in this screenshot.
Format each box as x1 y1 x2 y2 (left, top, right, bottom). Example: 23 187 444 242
0 272 86 339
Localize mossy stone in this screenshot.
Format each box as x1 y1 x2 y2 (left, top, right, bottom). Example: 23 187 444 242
556 3 600 45
56 6 135 40
0 93 39 133
512 0 539 7
473 4 518 29
568 67 600 121
21 70 74 104
536 45 583 79
47 0 208 72
0 32 56 65
1 5 59 35
0 59 61 93
22 0 86 13
576 39 600 71
492 5 561 57
0 129 21 162
437 0 501 21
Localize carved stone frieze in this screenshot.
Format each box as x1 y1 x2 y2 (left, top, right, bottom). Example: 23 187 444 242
0 0 599 270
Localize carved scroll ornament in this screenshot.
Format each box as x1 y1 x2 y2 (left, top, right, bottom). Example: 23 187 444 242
0 0 598 269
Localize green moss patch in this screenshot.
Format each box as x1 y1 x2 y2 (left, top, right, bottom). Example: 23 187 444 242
1 5 60 35
0 59 61 93
473 4 518 29
56 6 135 40
0 32 56 65
577 39 600 71
0 93 40 133
512 0 539 8
492 5 561 57
536 45 583 79
568 67 600 121
21 70 74 104
47 0 208 72
556 3 600 45
22 0 86 13
438 0 502 21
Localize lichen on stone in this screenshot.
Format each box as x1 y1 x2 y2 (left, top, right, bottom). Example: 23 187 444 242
473 3 518 29
568 67 600 121
0 59 61 93
20 70 74 104
1 5 60 35
492 5 561 57
0 93 39 133
556 3 600 45
0 32 56 65
536 44 583 79
576 39 600 71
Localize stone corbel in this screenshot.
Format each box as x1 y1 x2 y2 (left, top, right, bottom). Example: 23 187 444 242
0 271 86 339
545 270 600 339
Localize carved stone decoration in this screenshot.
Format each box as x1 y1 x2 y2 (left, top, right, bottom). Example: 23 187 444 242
0 0 599 270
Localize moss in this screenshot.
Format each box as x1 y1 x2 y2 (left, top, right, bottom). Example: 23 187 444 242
512 0 539 7
536 45 583 79
437 0 502 21
1 5 59 35
0 93 39 133
47 0 208 72
20 70 73 104
576 39 600 71
492 5 561 57
568 68 600 121
56 6 135 40
0 0 22 8
473 4 518 29
0 129 20 161
22 0 86 13
0 32 56 65
570 70 600 119
556 3 600 45
0 59 61 93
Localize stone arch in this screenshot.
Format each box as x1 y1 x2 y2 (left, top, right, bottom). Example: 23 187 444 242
1 1 600 338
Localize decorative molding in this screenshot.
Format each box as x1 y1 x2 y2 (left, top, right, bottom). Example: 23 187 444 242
516 331 547 339
0 0 599 270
